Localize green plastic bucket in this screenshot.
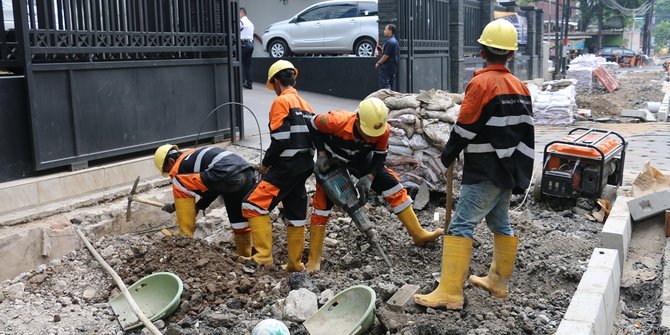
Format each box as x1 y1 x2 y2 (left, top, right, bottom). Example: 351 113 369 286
109 272 183 330
303 285 376 335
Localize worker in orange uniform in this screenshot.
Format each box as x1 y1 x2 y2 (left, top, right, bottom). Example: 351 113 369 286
414 19 534 310
154 144 256 257
305 97 444 272
241 60 314 272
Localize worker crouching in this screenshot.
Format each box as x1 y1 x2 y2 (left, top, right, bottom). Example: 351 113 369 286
414 19 534 309
306 97 444 273
154 144 257 257
241 60 315 272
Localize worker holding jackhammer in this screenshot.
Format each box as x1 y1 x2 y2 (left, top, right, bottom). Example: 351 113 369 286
305 97 444 272
414 19 534 310
241 60 315 272
154 144 256 257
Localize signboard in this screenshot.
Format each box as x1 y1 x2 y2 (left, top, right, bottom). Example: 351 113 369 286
494 11 528 45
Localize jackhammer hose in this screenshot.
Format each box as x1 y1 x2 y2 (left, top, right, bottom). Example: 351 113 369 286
194 102 264 172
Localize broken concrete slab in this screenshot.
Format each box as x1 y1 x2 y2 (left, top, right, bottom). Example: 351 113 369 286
284 288 318 322
621 109 648 119
413 182 430 210
387 284 420 312
627 191 670 221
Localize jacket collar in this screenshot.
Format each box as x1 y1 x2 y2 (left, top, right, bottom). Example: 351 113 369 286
474 64 510 77
280 87 297 96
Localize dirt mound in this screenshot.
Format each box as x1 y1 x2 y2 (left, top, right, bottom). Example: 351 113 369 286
576 69 665 117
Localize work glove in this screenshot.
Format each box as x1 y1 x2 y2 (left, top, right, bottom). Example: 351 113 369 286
315 155 330 174
355 174 373 195
161 203 176 214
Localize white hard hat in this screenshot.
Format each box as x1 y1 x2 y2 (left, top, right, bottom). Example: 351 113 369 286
251 319 290 335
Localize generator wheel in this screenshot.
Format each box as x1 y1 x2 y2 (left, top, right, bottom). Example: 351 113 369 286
600 185 618 203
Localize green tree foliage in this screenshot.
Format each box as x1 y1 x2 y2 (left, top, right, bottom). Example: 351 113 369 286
656 0 670 22
653 20 670 50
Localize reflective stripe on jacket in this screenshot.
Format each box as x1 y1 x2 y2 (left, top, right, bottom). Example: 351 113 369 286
308 111 389 176
441 64 534 194
263 87 315 174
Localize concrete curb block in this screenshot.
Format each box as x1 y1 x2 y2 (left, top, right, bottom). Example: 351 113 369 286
661 238 670 328
556 248 621 335
600 196 633 271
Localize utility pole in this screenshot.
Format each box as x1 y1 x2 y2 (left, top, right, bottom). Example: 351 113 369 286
553 0 561 79
561 0 571 76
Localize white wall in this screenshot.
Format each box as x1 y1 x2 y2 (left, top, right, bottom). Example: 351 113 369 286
239 0 323 57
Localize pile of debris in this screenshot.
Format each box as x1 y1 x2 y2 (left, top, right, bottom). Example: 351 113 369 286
366 89 464 193
566 54 619 92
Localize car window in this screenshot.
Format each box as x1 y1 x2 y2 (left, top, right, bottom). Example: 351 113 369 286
358 1 378 16
328 3 357 19
298 5 330 22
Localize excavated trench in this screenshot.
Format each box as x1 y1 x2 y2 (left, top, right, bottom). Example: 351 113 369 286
1 155 665 335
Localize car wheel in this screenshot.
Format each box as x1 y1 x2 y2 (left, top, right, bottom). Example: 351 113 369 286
268 39 288 58
355 38 375 57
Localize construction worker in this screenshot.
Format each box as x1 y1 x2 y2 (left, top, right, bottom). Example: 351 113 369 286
241 60 314 272
414 19 534 309
154 144 256 257
306 97 444 272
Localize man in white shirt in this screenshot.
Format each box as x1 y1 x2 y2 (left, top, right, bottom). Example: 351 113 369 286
240 7 255 89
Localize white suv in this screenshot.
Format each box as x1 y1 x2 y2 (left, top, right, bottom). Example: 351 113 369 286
262 0 378 58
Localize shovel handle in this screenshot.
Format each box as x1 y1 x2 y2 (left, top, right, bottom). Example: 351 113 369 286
444 163 454 231
133 197 164 208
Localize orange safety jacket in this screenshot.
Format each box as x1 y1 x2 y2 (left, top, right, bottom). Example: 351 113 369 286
263 87 315 176
308 111 389 176
169 147 251 208
441 64 534 194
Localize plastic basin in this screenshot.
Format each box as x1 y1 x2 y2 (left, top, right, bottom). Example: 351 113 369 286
109 272 183 330
303 285 376 335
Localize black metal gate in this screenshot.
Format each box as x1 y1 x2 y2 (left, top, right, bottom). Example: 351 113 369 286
1 0 242 172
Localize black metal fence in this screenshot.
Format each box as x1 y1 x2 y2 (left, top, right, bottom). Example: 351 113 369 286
379 0 543 93
0 0 242 175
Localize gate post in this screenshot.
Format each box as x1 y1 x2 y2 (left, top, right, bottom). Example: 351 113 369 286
481 0 495 26
522 7 537 78
449 0 465 93
536 9 545 80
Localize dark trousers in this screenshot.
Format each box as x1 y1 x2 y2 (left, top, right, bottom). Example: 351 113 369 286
208 169 256 225
241 41 254 85
379 67 396 90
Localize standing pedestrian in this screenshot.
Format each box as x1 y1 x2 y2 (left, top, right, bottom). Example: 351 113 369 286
375 24 399 90
153 144 257 257
413 19 534 310
241 60 315 272
240 7 254 89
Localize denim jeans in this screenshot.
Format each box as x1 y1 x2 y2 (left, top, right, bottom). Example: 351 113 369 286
379 67 396 90
447 180 513 239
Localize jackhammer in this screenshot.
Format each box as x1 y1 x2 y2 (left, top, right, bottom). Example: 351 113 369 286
314 163 392 270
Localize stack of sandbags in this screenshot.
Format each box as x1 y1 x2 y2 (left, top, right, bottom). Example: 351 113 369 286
566 65 594 92
527 79 577 125
366 89 464 192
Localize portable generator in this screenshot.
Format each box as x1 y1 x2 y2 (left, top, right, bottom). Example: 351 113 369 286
535 128 627 200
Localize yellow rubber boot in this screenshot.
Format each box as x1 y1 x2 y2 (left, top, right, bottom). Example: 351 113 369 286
398 206 444 246
469 234 519 299
413 236 473 309
282 225 306 272
249 215 274 265
233 230 252 258
306 225 326 273
174 198 197 237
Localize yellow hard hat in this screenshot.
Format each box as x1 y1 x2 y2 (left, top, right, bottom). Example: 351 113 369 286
357 97 389 137
266 60 298 90
154 144 178 177
477 19 518 52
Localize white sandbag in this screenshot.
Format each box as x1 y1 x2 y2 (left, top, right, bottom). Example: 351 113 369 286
423 122 451 146
389 144 415 157
389 135 410 146
390 126 406 137
389 108 417 119
408 134 430 150
384 95 421 110
398 114 417 124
